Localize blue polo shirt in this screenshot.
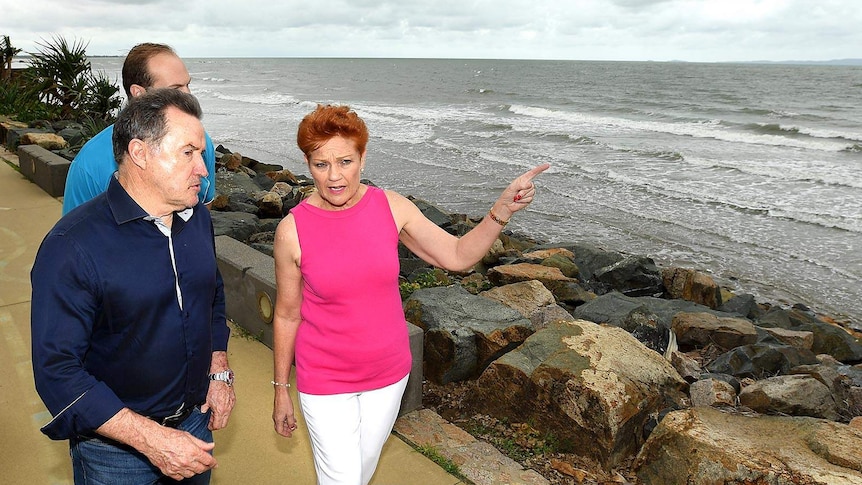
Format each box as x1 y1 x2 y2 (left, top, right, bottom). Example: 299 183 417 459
62 125 217 215
31 176 228 440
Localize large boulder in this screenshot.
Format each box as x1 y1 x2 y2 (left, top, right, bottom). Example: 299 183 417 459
472 319 686 469
403 285 535 384
486 262 574 289
255 191 283 218
739 374 840 420
719 292 764 319
531 242 624 282
634 407 862 484
594 255 663 297
661 267 722 309
758 307 862 363
706 343 819 379
19 132 67 150
211 211 261 243
216 170 266 199
671 311 758 351
479 280 571 329
761 326 815 350
521 248 580 279
574 292 727 332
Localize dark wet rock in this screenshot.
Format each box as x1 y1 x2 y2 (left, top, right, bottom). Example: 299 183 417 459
594 255 663 297
706 343 819 379
404 285 534 384
718 292 764 319
211 211 261 243
758 307 862 363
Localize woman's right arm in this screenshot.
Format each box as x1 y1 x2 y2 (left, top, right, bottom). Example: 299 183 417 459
272 214 303 438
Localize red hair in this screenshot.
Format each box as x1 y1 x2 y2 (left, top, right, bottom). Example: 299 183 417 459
297 104 368 156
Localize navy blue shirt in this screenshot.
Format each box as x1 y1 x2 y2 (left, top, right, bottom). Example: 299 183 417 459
31 176 228 440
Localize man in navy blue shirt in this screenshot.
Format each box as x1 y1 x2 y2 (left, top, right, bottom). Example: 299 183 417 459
31 88 235 483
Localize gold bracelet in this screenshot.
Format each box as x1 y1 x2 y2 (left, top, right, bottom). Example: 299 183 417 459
488 209 509 227
271 380 291 388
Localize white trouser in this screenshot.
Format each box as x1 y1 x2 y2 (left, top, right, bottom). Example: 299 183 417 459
299 374 410 485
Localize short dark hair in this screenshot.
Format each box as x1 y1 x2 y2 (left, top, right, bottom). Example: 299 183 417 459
121 43 177 97
113 88 203 164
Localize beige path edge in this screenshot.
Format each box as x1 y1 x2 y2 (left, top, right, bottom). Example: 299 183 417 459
0 145 467 485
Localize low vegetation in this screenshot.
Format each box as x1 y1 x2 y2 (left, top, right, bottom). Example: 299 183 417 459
0 34 120 143
414 443 467 481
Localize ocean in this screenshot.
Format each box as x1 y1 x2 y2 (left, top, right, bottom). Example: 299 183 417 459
91 57 862 323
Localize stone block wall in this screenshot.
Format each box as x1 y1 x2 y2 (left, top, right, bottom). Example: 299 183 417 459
17 144 70 197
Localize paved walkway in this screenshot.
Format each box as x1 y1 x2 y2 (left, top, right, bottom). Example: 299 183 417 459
0 146 471 485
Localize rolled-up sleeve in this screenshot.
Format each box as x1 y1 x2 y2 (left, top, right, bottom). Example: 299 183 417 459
31 233 125 440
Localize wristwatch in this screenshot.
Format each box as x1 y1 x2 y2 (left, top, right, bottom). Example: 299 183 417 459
209 369 234 387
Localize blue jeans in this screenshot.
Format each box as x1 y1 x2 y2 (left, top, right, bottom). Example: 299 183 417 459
70 407 212 484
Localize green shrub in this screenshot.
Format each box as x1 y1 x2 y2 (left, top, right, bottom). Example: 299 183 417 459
24 36 121 123
0 78 58 122
0 35 120 152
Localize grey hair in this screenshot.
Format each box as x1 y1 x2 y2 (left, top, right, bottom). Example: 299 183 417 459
112 88 203 164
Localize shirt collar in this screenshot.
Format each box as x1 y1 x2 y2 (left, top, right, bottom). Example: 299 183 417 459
106 174 196 225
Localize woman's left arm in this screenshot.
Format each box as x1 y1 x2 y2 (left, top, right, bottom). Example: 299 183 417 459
393 163 549 271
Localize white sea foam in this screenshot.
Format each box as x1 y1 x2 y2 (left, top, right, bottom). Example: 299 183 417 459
507 105 853 152
198 88 299 106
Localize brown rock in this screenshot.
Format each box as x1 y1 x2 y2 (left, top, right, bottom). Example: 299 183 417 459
210 193 230 210
487 262 574 289
221 152 243 171
669 349 703 382
266 169 298 184
762 326 815 350
549 459 592 481
661 267 722 309
739 374 839 420
689 378 736 407
480 280 555 318
634 407 862 484
19 132 67 150
475 319 686 469
671 311 758 351
522 247 575 260
256 191 283 218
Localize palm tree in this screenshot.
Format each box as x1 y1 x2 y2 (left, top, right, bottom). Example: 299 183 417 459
1 35 23 81
25 36 92 119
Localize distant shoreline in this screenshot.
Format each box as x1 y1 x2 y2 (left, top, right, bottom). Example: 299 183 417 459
11 55 862 66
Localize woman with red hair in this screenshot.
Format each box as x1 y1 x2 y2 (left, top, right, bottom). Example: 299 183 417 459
272 104 549 485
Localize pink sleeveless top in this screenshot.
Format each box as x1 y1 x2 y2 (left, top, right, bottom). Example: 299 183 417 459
290 186 412 395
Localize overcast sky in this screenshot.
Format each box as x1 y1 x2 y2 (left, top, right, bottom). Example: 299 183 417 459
4 0 860 62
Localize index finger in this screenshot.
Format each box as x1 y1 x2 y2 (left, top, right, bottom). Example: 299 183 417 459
522 163 550 181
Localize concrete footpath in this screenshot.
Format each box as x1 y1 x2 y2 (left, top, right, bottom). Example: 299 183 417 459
0 146 470 485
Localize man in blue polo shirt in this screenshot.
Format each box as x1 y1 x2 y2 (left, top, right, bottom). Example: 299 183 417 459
62 43 217 215
32 89 235 483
